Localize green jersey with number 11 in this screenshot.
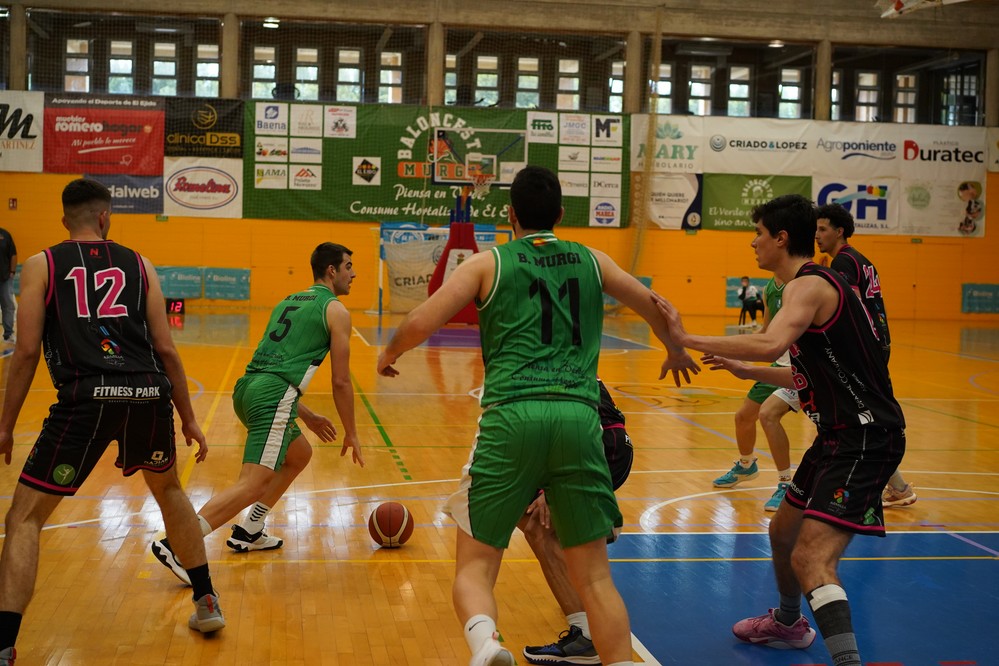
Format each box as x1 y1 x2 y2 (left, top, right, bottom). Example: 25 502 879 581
245 284 339 391
476 232 604 408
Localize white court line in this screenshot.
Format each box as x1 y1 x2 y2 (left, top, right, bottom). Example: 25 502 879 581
631 632 662 666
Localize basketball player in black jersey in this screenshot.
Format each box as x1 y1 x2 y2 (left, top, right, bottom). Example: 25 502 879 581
653 194 905 666
815 203 915 507
0 179 224 662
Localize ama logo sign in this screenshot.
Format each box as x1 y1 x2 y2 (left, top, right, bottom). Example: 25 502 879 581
816 181 894 231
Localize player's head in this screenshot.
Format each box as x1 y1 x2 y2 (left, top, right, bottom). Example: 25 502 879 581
509 165 563 231
311 242 355 295
740 276 749 284
62 178 113 239
815 203 854 254
751 194 816 260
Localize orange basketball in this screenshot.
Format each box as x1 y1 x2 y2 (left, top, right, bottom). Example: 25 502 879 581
368 502 414 548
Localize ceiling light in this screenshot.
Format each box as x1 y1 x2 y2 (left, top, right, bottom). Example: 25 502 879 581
262 17 280 29
769 40 785 48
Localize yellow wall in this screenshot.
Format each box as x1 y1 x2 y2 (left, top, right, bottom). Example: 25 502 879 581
3 171 998 321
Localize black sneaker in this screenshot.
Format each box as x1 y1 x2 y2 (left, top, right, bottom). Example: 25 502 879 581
523 626 599 665
151 538 192 586
226 524 284 552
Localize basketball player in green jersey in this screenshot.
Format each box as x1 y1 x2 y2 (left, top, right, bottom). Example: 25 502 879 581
708 276 800 511
378 166 699 666
152 242 364 584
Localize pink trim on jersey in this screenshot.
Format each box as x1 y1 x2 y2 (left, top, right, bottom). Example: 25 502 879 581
602 423 626 431
117 458 177 477
806 265 846 334
44 248 56 305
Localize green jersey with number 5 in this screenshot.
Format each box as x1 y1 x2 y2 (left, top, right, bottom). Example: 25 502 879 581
245 284 339 391
476 231 604 408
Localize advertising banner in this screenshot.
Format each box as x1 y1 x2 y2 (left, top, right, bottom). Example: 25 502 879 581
242 103 628 227
630 115 703 174
44 94 164 175
0 91 44 172
632 172 703 230
701 174 812 231
703 117 812 175
897 177 985 237
803 121 901 179
962 284 999 314
157 266 204 299
163 157 243 219
164 98 243 159
988 127 999 173
203 268 250 300
88 174 164 214
813 176 900 234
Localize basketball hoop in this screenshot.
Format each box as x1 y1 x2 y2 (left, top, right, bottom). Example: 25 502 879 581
470 172 495 199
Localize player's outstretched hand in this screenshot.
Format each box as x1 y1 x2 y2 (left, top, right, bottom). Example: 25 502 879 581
341 432 365 467
182 421 208 463
650 290 689 345
377 350 400 377
660 349 700 387
701 353 753 380
524 491 551 530
301 410 337 443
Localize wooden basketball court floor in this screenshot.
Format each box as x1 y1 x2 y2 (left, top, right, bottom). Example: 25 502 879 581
1 311 997 665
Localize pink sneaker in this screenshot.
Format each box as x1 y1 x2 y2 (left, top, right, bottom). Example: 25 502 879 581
733 609 816 649
882 483 917 507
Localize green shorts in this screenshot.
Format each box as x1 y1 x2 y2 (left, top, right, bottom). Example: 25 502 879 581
232 373 302 471
746 380 781 404
444 399 622 549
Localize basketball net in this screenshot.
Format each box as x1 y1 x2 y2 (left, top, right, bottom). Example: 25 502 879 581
470 172 494 200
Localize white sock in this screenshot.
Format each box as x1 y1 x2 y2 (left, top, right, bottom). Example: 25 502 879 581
240 502 272 534
463 614 496 653
777 468 792 482
198 514 212 537
739 456 755 468
566 611 590 639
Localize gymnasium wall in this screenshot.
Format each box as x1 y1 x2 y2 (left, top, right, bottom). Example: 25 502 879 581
3 170 997 321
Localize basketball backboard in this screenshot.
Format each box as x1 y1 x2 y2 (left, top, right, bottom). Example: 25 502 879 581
429 126 527 188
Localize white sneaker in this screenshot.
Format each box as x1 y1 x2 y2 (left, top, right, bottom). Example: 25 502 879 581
226 524 284 552
470 633 515 666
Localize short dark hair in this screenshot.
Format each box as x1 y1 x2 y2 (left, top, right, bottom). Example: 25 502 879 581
751 194 816 259
510 165 561 231
62 178 111 211
311 242 352 280
816 203 855 240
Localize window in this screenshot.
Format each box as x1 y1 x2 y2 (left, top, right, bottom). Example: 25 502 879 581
64 39 91 92
297 47 320 101
515 57 540 108
608 59 625 113
195 44 220 97
856 71 880 121
556 58 580 110
379 51 402 103
779 68 802 119
941 69 979 125
831 69 842 121
444 53 458 105
252 45 277 99
893 74 917 123
152 42 178 96
106 40 133 94
337 48 362 102
475 55 499 106
651 63 672 114
688 64 713 116
727 66 751 117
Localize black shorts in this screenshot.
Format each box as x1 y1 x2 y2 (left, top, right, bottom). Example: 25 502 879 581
603 425 634 491
786 426 905 537
21 379 177 496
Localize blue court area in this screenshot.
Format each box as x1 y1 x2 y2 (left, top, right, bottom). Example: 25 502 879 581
610 531 997 666
355 326 654 350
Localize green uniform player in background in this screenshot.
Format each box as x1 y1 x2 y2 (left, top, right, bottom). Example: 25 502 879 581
151 242 364 585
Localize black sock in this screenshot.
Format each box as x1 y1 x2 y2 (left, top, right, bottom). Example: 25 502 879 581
186 564 215 600
808 585 861 666
0 611 23 651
